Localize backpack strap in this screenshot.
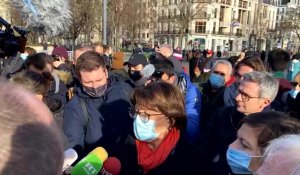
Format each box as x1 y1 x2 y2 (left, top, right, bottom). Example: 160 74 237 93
79 98 90 136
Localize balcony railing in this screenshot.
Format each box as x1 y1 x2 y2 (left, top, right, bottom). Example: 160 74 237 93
194 12 208 19
211 31 244 36
155 30 189 35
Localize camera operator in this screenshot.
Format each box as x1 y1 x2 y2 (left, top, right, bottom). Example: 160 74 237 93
0 17 29 79
0 52 25 79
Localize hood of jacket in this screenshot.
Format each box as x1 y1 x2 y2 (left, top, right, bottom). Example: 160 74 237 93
53 69 73 85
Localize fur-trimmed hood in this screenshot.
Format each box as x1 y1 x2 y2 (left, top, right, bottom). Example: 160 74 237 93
53 69 73 85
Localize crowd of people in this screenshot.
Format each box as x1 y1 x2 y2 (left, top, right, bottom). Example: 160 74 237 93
0 42 299 175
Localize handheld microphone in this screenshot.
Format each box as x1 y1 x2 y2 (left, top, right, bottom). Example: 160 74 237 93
71 147 108 175
62 148 78 172
140 64 155 79
101 157 121 175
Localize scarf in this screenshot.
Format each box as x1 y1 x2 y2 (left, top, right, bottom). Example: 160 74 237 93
136 128 180 173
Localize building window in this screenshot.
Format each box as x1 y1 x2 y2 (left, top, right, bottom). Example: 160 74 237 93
247 11 250 25
213 22 216 33
220 6 225 21
195 22 206 33
214 8 218 18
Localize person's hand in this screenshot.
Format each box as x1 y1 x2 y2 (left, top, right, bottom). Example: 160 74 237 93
194 67 201 77
53 57 65 68
156 47 172 58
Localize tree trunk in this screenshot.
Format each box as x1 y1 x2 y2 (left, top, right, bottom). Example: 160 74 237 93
131 30 135 51
115 26 120 51
179 32 184 49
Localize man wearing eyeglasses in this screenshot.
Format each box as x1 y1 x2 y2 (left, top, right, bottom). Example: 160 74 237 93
197 71 279 175
198 60 233 128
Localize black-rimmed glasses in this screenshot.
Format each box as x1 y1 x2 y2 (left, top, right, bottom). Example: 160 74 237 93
237 89 261 102
128 107 162 123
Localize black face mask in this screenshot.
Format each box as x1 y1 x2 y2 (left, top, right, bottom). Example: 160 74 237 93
129 70 142 81
82 84 107 97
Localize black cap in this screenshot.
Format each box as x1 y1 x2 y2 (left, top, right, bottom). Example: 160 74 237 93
124 54 147 66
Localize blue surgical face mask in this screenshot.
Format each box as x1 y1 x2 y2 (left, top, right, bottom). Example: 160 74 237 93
210 73 225 88
289 89 300 99
227 147 261 174
133 114 159 142
20 53 28 60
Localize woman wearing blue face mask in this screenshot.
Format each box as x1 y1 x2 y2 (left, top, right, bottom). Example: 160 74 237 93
124 82 206 175
227 111 300 175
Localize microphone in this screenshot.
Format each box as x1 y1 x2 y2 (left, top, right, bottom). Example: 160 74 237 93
140 64 155 79
101 157 121 175
62 148 78 172
9 0 72 36
71 147 108 175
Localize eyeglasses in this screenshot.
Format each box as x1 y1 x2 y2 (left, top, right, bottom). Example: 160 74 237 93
291 82 299 87
213 71 226 77
128 107 162 123
237 89 261 102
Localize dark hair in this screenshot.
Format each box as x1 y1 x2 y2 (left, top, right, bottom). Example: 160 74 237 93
25 53 47 71
131 82 186 131
239 111 300 152
150 59 175 76
267 49 290 71
228 56 240 67
76 51 106 72
10 71 52 98
24 47 37 56
234 56 266 75
292 53 300 60
102 45 109 53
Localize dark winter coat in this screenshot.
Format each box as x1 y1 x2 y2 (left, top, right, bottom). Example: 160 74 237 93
62 80 134 159
196 106 272 175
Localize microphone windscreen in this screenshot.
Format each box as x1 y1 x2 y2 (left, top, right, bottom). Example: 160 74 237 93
71 147 108 175
102 157 121 175
141 64 155 78
90 147 108 162
9 0 72 36
62 148 78 171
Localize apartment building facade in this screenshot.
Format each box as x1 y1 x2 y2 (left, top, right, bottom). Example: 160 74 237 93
155 0 277 52
275 0 300 51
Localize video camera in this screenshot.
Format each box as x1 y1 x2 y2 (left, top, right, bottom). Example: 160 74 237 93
0 16 29 58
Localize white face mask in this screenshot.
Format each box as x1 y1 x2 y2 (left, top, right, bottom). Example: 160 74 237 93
20 53 28 60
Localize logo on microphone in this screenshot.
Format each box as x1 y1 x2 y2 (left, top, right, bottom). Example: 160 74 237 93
101 168 112 175
84 162 97 175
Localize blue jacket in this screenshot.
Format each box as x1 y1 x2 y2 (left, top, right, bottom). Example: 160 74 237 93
287 60 300 81
63 80 133 157
179 73 202 142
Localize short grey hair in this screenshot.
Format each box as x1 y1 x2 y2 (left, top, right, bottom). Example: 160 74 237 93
242 71 279 101
160 44 173 53
262 134 300 175
212 60 233 75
